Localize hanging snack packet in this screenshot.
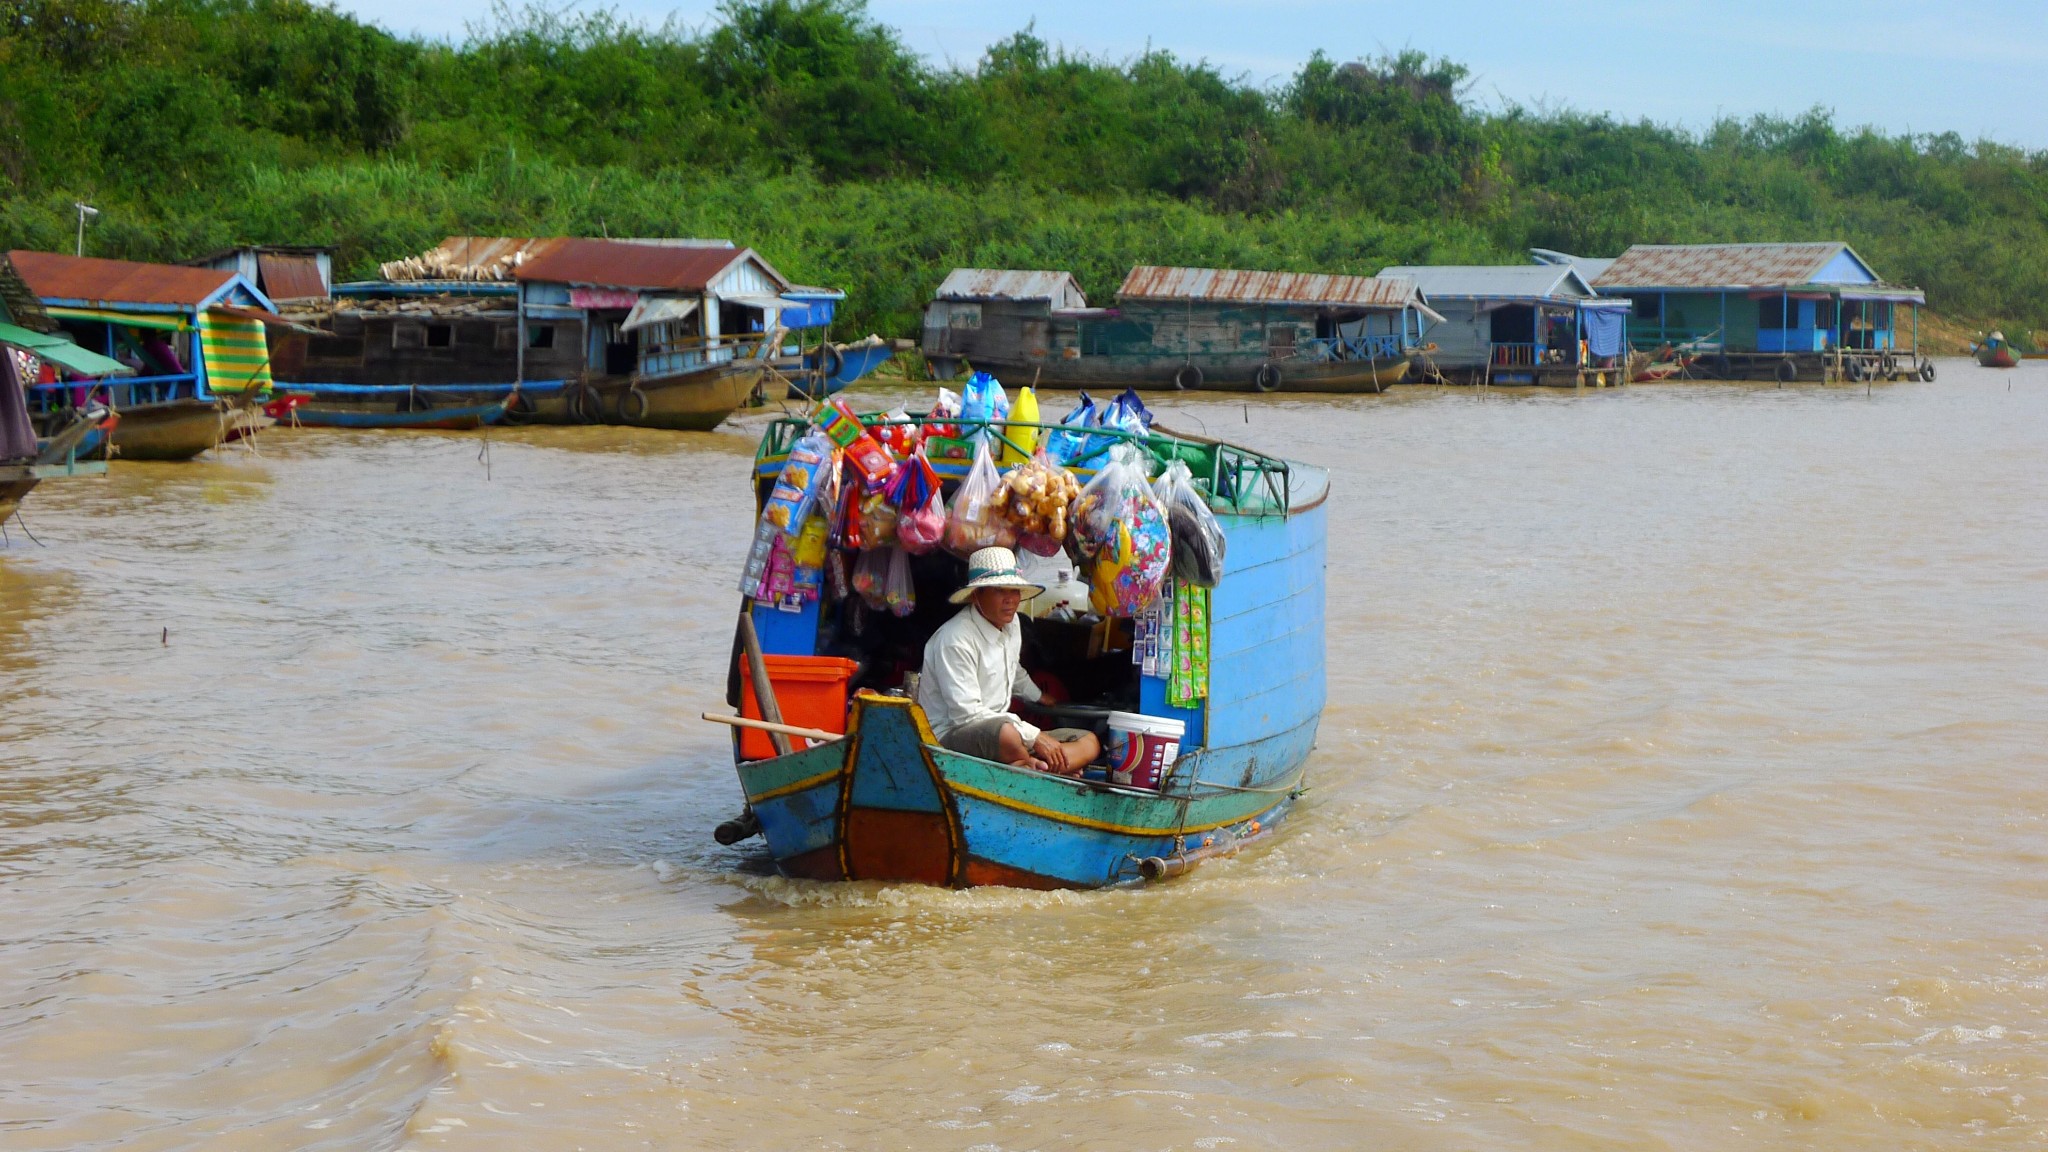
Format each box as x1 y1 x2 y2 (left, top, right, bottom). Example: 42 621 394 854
1151 460 1227 587
738 429 836 595
859 488 898 547
944 439 1014 555
790 513 830 601
816 399 896 487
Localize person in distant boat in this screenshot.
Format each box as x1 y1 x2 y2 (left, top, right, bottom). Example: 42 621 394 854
917 547 1102 776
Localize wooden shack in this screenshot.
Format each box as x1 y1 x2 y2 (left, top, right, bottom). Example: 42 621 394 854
1592 242 1930 382
1379 264 1631 386
922 265 1436 393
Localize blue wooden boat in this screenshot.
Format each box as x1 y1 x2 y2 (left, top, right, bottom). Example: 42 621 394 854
781 338 898 400
269 381 552 429
719 416 1326 888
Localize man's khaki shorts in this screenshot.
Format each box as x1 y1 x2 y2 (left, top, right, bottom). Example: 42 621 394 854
941 718 1093 763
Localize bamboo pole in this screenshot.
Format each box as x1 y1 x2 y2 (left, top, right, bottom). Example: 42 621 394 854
701 712 838 744
737 610 793 756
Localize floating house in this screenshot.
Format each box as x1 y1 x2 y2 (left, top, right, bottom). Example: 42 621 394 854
10 250 292 459
1591 242 1930 382
921 265 1437 393
1 255 120 523
1379 264 1631 386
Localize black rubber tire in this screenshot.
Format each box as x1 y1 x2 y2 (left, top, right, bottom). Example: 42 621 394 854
619 385 651 424
502 390 537 425
1254 362 1282 392
1919 360 1937 382
566 384 602 424
819 344 845 380
1775 358 1798 383
1173 364 1203 391
1880 353 1899 378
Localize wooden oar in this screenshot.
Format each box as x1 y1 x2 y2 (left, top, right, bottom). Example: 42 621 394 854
737 610 792 756
701 712 838 745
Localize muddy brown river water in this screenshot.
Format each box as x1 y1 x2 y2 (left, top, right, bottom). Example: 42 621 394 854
2 363 2046 1150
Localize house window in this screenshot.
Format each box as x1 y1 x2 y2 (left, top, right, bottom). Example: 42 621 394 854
1816 298 1835 330
1631 294 1662 323
425 324 452 348
527 324 555 349
1758 297 1786 329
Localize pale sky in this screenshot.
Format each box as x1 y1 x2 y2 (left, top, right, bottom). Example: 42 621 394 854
332 0 2048 148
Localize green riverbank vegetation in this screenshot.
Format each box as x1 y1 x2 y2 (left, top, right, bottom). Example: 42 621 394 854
3 0 2045 338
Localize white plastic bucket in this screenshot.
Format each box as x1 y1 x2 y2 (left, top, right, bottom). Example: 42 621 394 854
1107 711 1185 790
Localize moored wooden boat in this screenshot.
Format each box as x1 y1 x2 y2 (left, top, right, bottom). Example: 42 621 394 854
721 415 1327 888
270 382 525 430
2 408 113 524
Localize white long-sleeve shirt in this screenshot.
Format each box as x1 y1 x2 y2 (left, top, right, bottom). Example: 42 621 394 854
917 605 1043 744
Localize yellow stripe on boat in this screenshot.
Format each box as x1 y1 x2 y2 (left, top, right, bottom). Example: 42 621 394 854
945 778 1266 837
746 767 844 803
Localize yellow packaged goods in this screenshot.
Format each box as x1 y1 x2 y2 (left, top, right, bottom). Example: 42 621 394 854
1001 386 1040 465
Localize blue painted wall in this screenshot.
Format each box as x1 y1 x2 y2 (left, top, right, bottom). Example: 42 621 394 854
1202 499 1327 751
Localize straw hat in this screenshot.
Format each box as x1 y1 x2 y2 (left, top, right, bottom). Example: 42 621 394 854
949 546 1046 604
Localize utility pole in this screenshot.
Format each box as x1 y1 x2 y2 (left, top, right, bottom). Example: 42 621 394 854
73 203 99 257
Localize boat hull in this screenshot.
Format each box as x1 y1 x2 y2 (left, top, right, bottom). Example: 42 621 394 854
110 399 227 461
576 361 765 431
780 341 898 400
936 354 1410 394
735 695 1310 889
1976 341 2019 368
0 471 34 523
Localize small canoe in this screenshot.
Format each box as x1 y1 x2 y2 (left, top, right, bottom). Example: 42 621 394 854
1974 336 2019 369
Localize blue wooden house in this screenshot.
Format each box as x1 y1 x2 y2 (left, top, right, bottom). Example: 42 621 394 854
1379 264 1632 386
1590 242 1930 382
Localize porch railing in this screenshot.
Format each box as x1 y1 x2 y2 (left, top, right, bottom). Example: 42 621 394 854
28 373 200 411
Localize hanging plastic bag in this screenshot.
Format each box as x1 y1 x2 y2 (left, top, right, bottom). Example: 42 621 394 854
882 546 916 617
1044 392 1101 467
885 448 939 511
1071 443 1150 558
960 371 1008 445
1109 388 1154 430
896 489 946 554
852 547 891 610
1151 460 1227 587
738 429 836 595
944 439 1014 555
996 448 1082 552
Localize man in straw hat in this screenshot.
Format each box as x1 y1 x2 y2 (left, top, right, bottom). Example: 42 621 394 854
916 546 1103 775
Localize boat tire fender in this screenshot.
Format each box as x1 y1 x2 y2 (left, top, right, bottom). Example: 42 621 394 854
566 384 601 424
1173 364 1203 391
1919 359 1937 382
819 344 845 380
503 389 537 425
1775 358 1797 383
1254 362 1282 392
620 385 651 424
1880 353 1899 379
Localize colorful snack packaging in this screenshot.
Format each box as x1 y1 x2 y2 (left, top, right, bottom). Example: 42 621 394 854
738 429 836 596
817 400 896 487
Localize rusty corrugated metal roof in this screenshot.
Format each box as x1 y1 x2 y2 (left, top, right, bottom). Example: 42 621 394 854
380 237 568 282
9 250 234 307
257 253 327 301
1594 243 1853 290
934 269 1088 308
515 238 786 293
1117 265 1421 309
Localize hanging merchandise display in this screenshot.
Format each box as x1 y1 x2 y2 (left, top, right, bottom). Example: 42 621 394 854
1169 582 1211 708
738 429 836 596
943 439 1014 555
1151 460 1227 587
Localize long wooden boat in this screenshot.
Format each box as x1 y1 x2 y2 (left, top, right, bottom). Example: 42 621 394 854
722 416 1327 888
105 397 231 461
580 352 769 432
269 382 531 430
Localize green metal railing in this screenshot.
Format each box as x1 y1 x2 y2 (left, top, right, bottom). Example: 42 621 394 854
755 414 1294 515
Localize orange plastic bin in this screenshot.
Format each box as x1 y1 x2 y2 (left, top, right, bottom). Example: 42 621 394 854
737 654 860 760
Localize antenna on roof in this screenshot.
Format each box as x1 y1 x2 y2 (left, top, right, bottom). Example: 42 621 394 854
73 203 99 257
